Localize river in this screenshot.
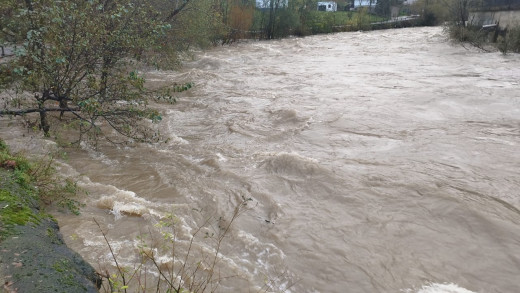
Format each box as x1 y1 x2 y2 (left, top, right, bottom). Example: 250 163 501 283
1 26 520 293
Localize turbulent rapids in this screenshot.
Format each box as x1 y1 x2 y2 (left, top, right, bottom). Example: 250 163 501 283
2 26 520 293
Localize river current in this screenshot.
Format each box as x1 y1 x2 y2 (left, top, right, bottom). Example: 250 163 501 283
2 27 520 293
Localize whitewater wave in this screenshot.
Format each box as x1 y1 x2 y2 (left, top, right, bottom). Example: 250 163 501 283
404 282 476 293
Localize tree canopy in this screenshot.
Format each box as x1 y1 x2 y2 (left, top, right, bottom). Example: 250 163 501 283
375 0 404 18
0 0 208 145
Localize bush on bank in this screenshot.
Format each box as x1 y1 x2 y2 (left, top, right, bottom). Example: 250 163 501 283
251 9 388 39
497 27 520 53
445 23 520 54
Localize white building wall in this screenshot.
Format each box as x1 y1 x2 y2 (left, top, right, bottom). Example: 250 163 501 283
354 0 377 8
469 10 520 29
256 0 288 9
317 1 337 12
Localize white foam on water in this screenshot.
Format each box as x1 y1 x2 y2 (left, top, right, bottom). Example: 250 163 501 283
83 236 106 247
404 283 477 293
216 152 227 162
474 136 516 146
78 178 162 220
236 230 286 271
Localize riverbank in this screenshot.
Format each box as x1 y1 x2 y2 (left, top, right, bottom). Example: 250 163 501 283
0 140 100 292
2 26 520 292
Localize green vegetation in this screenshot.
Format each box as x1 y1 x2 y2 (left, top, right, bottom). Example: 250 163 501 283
440 0 520 53
252 8 388 38
0 0 207 145
375 0 404 19
305 10 385 33
0 189 40 239
410 0 453 26
0 0 433 147
444 24 491 49
0 143 41 240
0 138 81 239
0 137 101 290
497 26 520 53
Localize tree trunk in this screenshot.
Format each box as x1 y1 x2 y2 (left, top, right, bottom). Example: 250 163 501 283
39 110 50 136
101 56 111 101
38 94 50 136
59 99 68 119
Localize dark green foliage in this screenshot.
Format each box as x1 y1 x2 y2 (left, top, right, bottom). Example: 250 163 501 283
0 0 199 145
0 189 41 240
409 0 455 26
0 138 82 216
307 11 338 34
421 9 438 26
0 139 7 152
444 24 492 50
252 9 385 38
274 8 301 37
445 14 520 54
498 27 520 54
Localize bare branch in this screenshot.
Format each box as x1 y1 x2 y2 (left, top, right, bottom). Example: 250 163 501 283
0 107 80 116
165 0 192 22
93 218 128 293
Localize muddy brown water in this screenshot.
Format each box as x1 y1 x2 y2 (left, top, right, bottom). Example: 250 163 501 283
2 27 520 293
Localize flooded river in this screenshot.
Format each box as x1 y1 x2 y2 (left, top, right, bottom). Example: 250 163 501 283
2 26 520 293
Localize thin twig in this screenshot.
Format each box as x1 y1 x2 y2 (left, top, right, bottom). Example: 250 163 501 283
94 218 128 293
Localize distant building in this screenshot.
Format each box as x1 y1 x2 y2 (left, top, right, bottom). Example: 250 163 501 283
353 0 377 9
318 1 337 11
255 0 288 9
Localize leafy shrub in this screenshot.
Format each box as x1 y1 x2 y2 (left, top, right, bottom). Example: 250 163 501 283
498 27 520 54
444 24 492 50
421 9 437 26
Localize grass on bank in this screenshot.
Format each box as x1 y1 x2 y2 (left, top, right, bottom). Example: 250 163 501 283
0 137 102 292
0 138 81 240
